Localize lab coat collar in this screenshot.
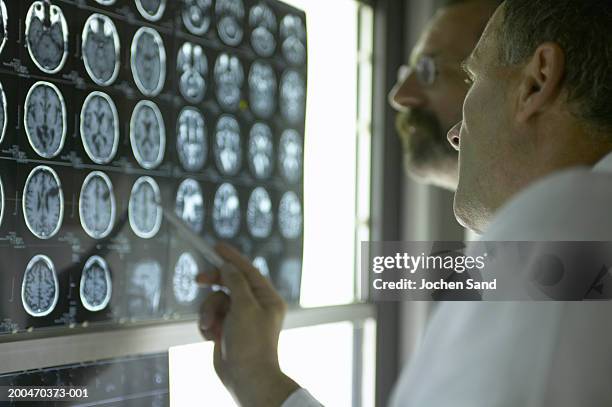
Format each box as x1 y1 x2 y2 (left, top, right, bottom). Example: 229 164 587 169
592 150 612 173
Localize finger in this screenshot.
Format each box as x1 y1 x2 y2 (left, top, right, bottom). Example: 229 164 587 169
199 291 230 330
218 262 259 309
196 270 221 287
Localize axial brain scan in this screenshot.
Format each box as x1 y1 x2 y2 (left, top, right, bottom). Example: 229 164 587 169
177 42 208 104
175 178 204 233
214 53 244 111
79 171 116 240
173 252 199 304
22 255 59 317
177 107 207 172
280 14 306 66
0 82 6 144
278 191 302 239
130 100 166 169
214 115 242 176
216 0 245 46
25 82 66 159
280 70 306 125
248 123 274 180
135 0 167 22
128 259 162 315
80 92 119 164
249 61 276 118
279 129 303 183
82 14 120 86
129 176 162 239
25 1 69 74
183 0 212 35
23 166 64 240
131 27 166 96
0 1 7 56
247 187 273 239
80 256 112 312
213 183 241 238
249 3 277 57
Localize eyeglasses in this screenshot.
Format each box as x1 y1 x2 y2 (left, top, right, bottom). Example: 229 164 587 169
397 55 438 87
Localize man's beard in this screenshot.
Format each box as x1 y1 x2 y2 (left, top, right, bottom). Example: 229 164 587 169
395 108 458 187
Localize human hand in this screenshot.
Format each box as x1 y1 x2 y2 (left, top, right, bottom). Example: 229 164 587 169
197 243 300 407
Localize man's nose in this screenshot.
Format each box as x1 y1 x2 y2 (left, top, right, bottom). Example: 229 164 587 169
388 68 425 111
447 121 461 151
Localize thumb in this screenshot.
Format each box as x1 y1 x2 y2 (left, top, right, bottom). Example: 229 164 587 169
219 262 260 309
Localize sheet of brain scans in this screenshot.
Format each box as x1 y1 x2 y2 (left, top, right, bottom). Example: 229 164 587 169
0 0 306 338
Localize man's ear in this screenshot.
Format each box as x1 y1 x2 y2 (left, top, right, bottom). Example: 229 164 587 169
515 42 565 123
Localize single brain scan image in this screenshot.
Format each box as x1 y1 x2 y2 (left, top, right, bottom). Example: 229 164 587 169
21 255 59 317
279 129 303 183
0 1 7 56
24 82 66 159
177 42 208 104
213 183 241 238
128 259 162 315
129 176 162 239
80 91 119 164
247 187 273 239
216 0 245 46
280 15 306 66
173 252 199 304
82 14 120 86
80 256 112 312
252 256 270 278
214 115 242 176
175 178 204 233
23 166 64 240
131 27 166 96
214 53 244 111
248 123 273 180
25 2 68 74
249 61 276 118
277 258 301 302
278 191 302 239
183 0 212 35
177 107 207 172
280 70 306 125
135 0 166 22
249 3 277 57
0 82 6 144
79 171 116 240
130 100 166 169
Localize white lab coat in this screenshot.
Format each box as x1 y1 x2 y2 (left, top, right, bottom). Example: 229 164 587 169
284 151 612 407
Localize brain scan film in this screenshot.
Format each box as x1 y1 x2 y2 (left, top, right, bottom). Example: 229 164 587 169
249 61 276 118
248 123 274 180
131 27 166 97
21 255 59 317
279 129 303 183
247 187 273 238
0 1 7 56
95 0 117 4
135 0 167 22
80 92 119 164
128 259 162 315
175 179 204 234
212 183 241 238
252 256 270 278
280 15 306 66
214 53 244 111
79 171 116 240
182 0 212 35
278 191 301 239
0 82 6 144
215 0 245 46
24 81 66 159
82 14 120 86
23 166 64 240
249 3 277 57
173 252 199 304
214 115 242 176
129 176 162 239
25 2 69 74
280 70 306 125
177 107 207 172
177 42 208 104
80 256 112 312
277 258 301 301
130 100 166 169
